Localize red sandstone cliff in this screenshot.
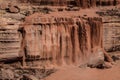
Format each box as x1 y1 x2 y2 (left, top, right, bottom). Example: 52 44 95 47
19 13 111 67
0 12 113 67
20 0 119 8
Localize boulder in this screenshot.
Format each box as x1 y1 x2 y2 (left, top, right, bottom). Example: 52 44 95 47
7 6 20 13
87 48 105 68
22 74 39 80
103 62 112 69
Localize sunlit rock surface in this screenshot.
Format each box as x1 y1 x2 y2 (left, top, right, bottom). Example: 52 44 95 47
19 13 103 67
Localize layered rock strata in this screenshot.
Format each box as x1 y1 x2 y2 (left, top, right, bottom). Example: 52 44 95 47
20 13 104 67
0 18 22 61
20 0 119 8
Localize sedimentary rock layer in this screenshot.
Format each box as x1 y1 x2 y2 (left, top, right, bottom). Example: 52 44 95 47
0 19 22 61
21 14 103 66
20 0 119 8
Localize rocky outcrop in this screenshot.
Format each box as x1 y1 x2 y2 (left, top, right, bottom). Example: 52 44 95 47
0 18 22 61
7 6 20 13
0 3 8 10
96 8 120 52
0 2 20 13
0 6 114 67
20 0 119 8
19 13 106 67
0 64 56 80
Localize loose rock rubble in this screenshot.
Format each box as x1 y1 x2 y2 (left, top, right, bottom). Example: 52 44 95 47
0 64 56 80
6 6 20 13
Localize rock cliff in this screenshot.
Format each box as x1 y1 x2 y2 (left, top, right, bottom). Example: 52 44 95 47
0 18 22 61
0 0 117 67
19 13 105 67
20 0 119 8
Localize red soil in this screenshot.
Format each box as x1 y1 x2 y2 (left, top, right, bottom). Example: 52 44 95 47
45 60 120 80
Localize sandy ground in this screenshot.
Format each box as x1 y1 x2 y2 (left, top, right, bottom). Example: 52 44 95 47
42 6 120 80
44 52 120 80
44 60 120 80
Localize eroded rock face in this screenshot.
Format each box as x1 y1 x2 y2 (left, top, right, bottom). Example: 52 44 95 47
0 3 8 10
96 8 120 52
7 6 20 13
104 23 120 52
0 18 22 61
0 2 20 13
0 64 56 80
21 13 103 67
20 0 119 8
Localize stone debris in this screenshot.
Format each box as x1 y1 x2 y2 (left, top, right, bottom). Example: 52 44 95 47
7 6 20 13
21 74 39 80
112 55 120 61
0 2 20 13
87 49 105 68
0 64 56 80
79 48 113 69
0 5 114 68
1 68 14 79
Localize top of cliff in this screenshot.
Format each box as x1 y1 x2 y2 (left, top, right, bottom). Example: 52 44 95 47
0 0 119 25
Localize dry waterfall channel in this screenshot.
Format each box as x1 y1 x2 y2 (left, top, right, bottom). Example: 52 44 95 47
0 13 113 68
0 0 119 79
23 15 104 67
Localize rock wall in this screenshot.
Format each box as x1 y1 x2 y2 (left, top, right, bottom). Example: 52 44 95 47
104 23 120 52
0 18 22 61
21 13 103 67
20 0 119 8
96 8 120 52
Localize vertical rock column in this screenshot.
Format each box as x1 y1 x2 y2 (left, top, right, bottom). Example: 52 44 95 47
76 18 91 64
88 17 103 51
24 25 40 58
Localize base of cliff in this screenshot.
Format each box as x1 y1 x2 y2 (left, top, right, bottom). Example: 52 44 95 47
45 52 120 80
